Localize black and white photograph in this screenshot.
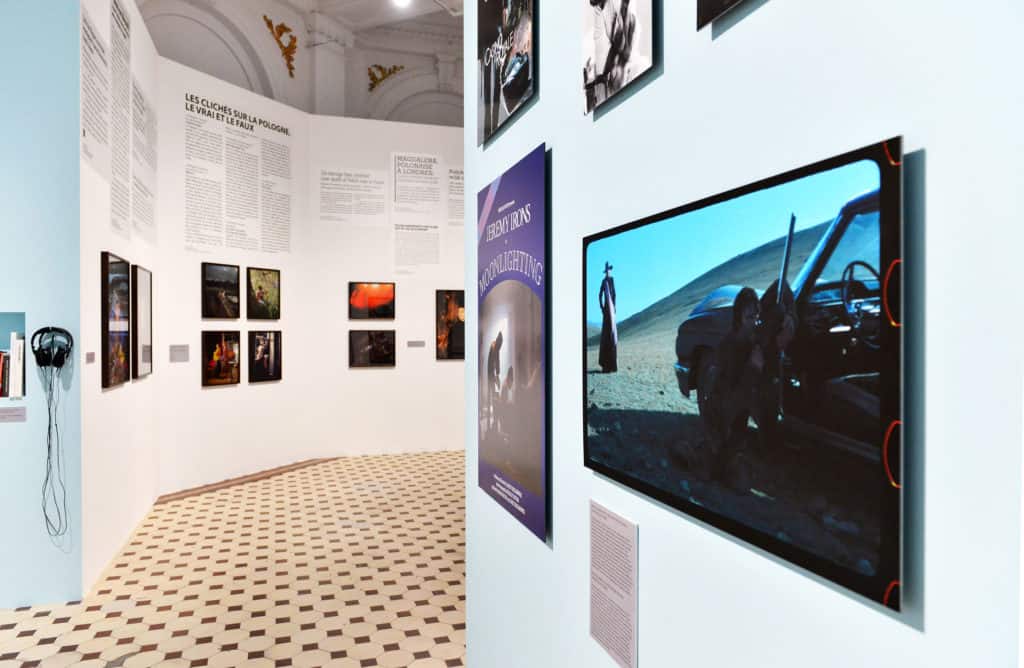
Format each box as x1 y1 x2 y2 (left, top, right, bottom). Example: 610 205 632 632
582 0 654 113
131 265 153 379
477 0 535 144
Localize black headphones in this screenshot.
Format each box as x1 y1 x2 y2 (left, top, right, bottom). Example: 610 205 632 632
31 327 74 369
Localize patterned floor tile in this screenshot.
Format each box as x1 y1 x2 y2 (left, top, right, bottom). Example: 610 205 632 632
0 452 466 667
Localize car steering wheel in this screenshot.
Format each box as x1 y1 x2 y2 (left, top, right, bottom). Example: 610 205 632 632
840 260 881 350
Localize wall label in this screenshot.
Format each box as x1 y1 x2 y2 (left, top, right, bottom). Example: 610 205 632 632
0 407 27 423
169 344 190 363
590 501 638 668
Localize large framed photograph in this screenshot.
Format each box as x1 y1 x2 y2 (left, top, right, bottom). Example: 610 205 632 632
101 251 131 388
249 331 282 382
131 265 153 379
201 331 240 386
697 0 746 29
477 144 548 541
582 0 654 114
348 282 395 320
201 262 240 319
583 138 903 608
247 267 281 320
478 0 535 144
349 330 396 368
436 290 466 360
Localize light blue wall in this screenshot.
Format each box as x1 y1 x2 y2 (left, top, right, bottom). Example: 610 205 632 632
0 2 82 606
465 1 1024 666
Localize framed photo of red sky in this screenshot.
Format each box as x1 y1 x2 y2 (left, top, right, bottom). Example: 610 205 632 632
583 138 904 608
477 144 548 541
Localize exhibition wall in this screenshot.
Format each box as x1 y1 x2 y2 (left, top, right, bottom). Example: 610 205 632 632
463 1 1024 666
0 3 83 607
153 62 464 496
72 1 463 602
79 0 163 596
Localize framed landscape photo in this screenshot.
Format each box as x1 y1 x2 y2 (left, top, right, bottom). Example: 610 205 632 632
201 331 240 386
201 262 240 319
583 138 904 609
478 0 535 144
348 282 396 320
131 264 153 379
348 330 396 368
101 251 131 388
247 267 281 320
436 290 466 360
582 0 654 114
248 331 282 382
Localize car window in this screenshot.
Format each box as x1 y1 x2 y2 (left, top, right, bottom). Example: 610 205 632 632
815 210 880 286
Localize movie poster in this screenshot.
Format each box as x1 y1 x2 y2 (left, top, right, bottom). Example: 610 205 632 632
583 139 903 608
582 0 654 114
477 144 547 540
478 0 535 144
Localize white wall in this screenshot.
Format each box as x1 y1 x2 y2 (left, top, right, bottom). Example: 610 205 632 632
464 1 1024 667
77 15 463 594
153 61 464 496
79 0 163 594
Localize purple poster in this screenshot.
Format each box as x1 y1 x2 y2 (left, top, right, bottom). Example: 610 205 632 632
477 144 547 540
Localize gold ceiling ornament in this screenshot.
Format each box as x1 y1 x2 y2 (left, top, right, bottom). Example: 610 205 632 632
263 15 297 78
368 64 406 92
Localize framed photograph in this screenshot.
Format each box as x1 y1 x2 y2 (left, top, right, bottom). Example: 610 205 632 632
348 330 396 368
477 144 548 541
247 267 281 320
131 265 153 379
201 331 240 386
101 251 131 388
436 290 466 360
248 331 282 382
583 138 904 608
348 282 395 320
582 0 654 113
201 262 240 319
697 0 746 29
478 0 535 144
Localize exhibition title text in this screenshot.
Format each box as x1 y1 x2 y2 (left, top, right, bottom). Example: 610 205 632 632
394 154 437 176
184 93 291 136
478 201 543 295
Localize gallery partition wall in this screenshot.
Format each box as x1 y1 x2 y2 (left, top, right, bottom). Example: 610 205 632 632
463 1 1024 667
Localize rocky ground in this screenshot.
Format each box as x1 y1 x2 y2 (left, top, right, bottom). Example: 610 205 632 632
586 324 883 578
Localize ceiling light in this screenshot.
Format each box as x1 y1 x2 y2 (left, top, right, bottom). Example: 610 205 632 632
394 0 413 8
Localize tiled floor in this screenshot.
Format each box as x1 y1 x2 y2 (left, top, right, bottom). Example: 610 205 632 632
0 451 466 667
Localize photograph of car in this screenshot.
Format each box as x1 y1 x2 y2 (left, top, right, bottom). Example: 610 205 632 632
583 138 903 608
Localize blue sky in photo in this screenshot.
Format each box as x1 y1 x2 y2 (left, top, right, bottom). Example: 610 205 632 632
586 159 880 322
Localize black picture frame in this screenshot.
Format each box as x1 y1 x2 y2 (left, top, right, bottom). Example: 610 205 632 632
201 262 240 319
348 330 396 368
436 290 466 360
131 264 153 379
201 331 241 387
348 282 396 320
477 0 536 145
101 251 131 389
248 331 282 383
247 267 281 320
697 0 747 29
582 0 655 114
582 138 903 609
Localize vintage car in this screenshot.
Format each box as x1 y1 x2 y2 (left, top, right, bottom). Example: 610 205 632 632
674 190 888 461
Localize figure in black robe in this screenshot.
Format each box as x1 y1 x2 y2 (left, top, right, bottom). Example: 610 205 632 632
598 262 618 372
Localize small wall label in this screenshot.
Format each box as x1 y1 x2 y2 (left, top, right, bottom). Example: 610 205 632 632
169 345 190 363
0 407 27 423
